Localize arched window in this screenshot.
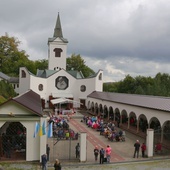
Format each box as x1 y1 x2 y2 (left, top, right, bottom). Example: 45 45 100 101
53 48 63 57
99 73 102 80
21 70 26 78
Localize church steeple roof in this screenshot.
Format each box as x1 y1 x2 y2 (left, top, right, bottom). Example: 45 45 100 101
48 13 68 43
53 13 63 38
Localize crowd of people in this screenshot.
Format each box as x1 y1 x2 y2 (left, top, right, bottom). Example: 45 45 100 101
83 115 125 142
40 114 163 169
93 145 112 164
0 122 26 159
49 116 79 140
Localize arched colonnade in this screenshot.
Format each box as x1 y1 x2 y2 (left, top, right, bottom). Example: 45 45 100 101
87 98 170 146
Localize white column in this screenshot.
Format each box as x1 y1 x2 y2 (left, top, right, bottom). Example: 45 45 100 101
128 117 130 129
146 129 154 157
80 132 87 162
39 117 47 161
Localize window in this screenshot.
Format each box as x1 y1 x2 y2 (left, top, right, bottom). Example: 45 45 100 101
99 73 102 80
53 48 63 57
21 70 26 78
38 84 43 91
80 85 86 92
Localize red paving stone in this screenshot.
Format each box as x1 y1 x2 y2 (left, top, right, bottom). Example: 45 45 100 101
70 118 125 162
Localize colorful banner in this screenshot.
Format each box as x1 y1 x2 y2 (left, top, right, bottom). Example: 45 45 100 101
48 122 53 138
33 122 40 138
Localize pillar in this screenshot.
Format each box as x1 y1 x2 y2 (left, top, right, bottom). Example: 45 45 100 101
39 117 47 161
137 119 139 133
80 132 87 162
128 117 130 129
146 129 154 157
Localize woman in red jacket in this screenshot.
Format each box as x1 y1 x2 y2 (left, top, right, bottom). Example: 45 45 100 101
105 145 112 163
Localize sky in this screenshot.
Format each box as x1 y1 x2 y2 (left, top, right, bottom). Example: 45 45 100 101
0 0 170 82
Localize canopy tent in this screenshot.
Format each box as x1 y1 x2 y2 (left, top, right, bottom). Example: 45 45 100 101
51 98 82 105
52 93 73 98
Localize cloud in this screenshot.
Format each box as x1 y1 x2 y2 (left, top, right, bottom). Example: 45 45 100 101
0 0 170 82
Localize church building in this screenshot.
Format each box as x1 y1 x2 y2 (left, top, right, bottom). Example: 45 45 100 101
19 14 103 111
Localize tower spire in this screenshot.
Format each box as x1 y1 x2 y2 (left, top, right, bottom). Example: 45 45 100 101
53 13 63 38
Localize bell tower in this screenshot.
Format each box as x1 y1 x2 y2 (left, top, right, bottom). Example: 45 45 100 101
48 13 68 70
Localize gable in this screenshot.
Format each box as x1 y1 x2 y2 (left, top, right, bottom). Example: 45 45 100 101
0 101 41 118
48 37 68 43
0 90 42 117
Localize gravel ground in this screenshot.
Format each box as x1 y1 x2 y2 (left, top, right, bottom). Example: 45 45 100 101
1 159 170 170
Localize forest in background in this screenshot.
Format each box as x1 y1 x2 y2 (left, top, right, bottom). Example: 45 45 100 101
103 73 170 97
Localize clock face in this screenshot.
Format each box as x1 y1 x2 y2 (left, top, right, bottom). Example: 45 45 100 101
55 76 69 90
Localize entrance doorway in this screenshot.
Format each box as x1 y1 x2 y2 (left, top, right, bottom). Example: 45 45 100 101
0 122 26 161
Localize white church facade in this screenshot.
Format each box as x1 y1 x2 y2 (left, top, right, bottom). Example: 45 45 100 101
19 14 103 110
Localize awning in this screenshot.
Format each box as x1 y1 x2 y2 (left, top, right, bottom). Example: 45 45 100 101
79 97 87 100
51 98 83 105
52 93 73 98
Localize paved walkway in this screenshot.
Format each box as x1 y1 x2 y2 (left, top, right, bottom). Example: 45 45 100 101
1 112 170 170
46 112 170 170
69 117 145 163
67 112 170 162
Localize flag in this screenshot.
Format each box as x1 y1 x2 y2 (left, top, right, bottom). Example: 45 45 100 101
33 122 40 138
42 120 46 135
48 122 53 138
39 125 43 136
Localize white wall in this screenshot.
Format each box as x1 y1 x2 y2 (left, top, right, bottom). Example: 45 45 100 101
22 121 40 161
19 67 31 94
48 38 67 70
0 101 47 161
29 76 47 100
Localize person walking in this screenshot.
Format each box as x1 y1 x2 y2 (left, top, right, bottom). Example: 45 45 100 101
141 143 146 158
99 147 105 164
133 140 140 158
41 154 47 170
105 145 112 163
54 159 61 170
94 146 99 161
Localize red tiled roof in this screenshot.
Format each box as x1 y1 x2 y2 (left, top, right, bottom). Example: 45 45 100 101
13 90 42 116
87 91 170 112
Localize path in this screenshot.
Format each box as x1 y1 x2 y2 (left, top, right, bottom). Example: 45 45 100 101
70 118 125 162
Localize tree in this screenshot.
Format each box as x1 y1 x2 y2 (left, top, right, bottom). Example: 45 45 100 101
0 34 48 76
66 54 95 78
0 33 30 76
0 95 6 104
116 75 136 93
0 80 17 100
34 59 48 70
103 82 119 92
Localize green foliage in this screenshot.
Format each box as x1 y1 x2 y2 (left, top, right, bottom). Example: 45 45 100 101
0 33 30 76
103 72 170 97
66 54 95 78
0 34 48 76
34 59 48 70
0 95 6 104
0 80 17 100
